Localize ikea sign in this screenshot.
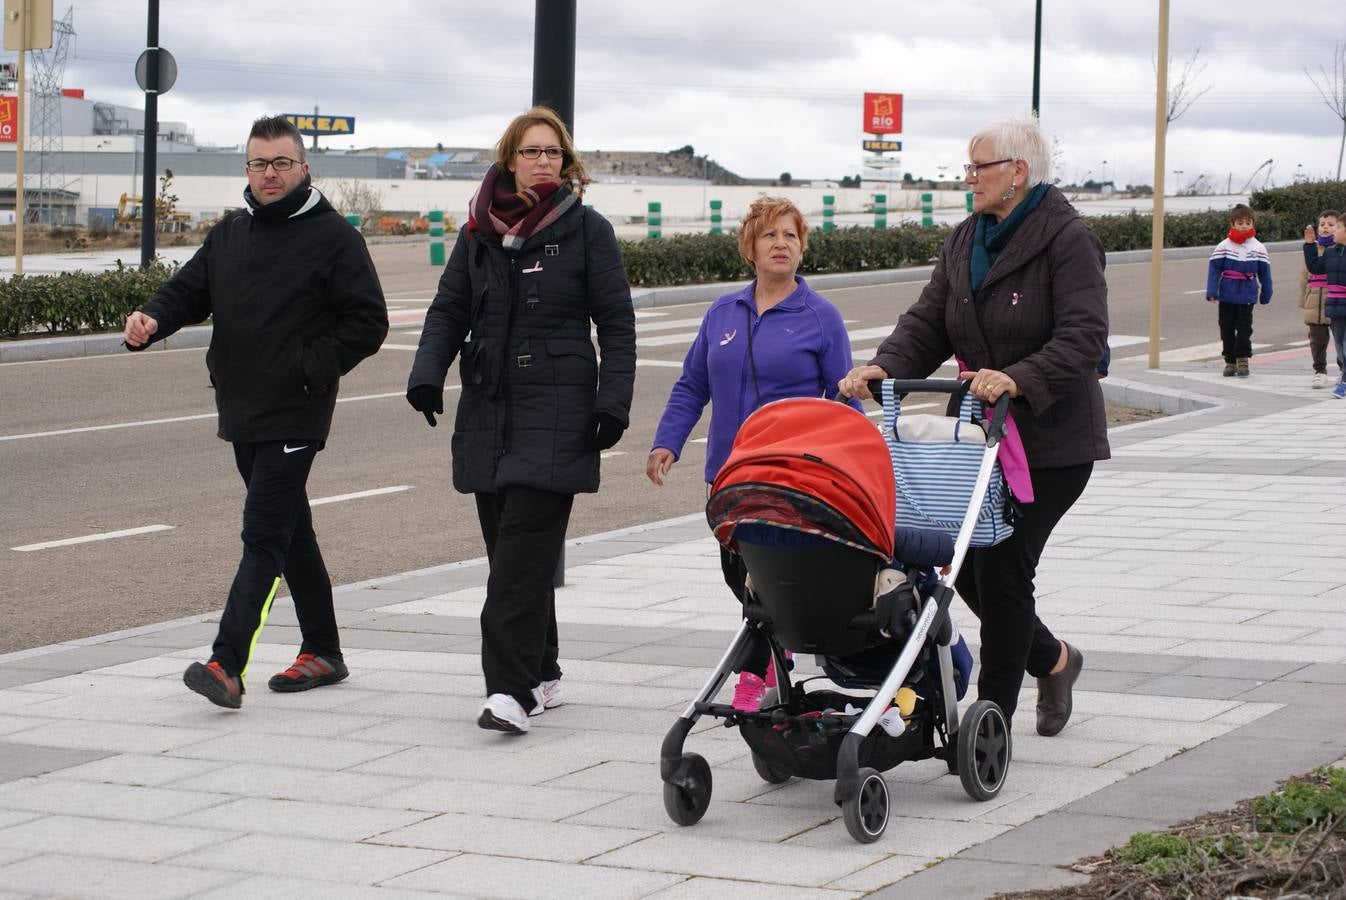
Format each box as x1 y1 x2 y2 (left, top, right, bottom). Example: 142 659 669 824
283 114 355 136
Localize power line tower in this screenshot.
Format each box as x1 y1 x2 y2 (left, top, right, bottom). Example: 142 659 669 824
30 6 74 224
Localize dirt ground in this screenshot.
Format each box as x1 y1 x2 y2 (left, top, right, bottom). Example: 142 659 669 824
994 769 1346 900
0 226 198 256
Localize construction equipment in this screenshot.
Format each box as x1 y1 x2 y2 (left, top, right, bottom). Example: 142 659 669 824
115 193 191 231
116 193 142 229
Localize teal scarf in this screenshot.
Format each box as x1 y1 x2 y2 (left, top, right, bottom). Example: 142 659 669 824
970 183 1050 296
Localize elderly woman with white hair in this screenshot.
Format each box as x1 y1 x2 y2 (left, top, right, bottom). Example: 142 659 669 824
840 117 1109 738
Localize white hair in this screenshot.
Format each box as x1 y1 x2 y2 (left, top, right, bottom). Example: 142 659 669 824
967 117 1051 187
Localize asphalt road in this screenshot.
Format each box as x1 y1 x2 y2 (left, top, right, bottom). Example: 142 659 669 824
0 244 1310 653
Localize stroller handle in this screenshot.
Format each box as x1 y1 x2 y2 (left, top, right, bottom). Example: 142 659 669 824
863 378 1011 445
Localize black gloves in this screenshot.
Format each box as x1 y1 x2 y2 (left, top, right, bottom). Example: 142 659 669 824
588 412 626 451
406 384 444 427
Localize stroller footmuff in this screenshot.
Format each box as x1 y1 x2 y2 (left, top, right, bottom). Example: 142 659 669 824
659 382 1013 844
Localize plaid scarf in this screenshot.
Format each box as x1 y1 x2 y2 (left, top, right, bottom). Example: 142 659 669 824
468 163 577 250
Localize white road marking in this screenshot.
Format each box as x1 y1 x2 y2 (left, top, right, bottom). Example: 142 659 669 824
310 485 412 507
0 388 459 443
634 317 712 333
13 524 174 552
1108 335 1148 348
1182 289 1207 294
599 450 626 459
637 359 685 368
380 343 420 351
1158 341 1271 363
637 331 701 348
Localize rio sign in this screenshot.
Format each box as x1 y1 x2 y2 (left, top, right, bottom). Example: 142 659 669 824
863 92 902 135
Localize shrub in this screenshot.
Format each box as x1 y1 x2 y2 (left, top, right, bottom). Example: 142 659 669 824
1252 766 1346 833
0 260 182 339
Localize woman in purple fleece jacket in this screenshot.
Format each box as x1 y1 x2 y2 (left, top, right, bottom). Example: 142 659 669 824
647 196 859 711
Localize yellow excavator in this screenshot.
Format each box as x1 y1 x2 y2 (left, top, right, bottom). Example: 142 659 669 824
116 193 193 231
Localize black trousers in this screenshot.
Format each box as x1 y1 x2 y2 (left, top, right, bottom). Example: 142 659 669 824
213 441 339 684
476 486 573 711
955 462 1093 727
1218 303 1254 362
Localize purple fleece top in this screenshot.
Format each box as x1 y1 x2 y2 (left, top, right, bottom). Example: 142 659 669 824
652 276 861 482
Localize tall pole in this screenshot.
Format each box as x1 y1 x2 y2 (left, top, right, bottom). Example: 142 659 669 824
1147 0 1169 369
1031 0 1042 118
140 0 159 268
14 4 25 275
531 0 576 136
532 0 577 588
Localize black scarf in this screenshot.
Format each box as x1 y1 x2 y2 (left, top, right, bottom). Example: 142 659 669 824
244 174 315 222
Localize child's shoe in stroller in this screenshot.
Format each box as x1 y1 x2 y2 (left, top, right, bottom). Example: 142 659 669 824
732 671 768 712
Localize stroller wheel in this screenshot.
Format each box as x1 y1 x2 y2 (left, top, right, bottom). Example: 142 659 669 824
750 750 791 785
958 700 1011 801
842 767 889 843
662 752 713 826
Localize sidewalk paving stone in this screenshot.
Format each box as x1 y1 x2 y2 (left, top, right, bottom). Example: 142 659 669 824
380 854 684 899
0 814 237 862
1 352 1345 896
168 833 453 885
0 852 237 899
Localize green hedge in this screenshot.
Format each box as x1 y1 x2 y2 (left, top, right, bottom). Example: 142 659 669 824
620 180 1346 287
0 261 181 339
6 182 1346 335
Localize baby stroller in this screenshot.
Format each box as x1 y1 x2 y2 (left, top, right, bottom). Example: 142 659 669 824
659 378 1014 843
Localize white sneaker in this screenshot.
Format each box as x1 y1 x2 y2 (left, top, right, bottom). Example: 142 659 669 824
529 679 564 716
1313 372 1327 389
478 693 529 734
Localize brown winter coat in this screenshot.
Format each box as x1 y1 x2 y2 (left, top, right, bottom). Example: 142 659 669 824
870 185 1110 469
1300 247 1330 326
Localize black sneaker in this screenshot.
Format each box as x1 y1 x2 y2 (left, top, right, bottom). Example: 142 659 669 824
183 661 242 709
267 653 349 693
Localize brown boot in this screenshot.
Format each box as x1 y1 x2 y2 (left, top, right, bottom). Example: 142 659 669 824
1236 358 1250 377
1222 362 1236 377
1036 643 1083 736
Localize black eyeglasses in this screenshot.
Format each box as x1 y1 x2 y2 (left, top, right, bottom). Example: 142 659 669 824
517 146 564 160
963 158 1014 178
245 156 301 173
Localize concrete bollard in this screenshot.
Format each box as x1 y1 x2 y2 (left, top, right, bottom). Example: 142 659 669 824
647 201 662 240
428 210 445 266
874 193 887 230
921 192 934 227
822 195 835 232
966 191 974 214
709 199 722 235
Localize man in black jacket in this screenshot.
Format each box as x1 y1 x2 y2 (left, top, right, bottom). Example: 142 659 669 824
123 115 387 709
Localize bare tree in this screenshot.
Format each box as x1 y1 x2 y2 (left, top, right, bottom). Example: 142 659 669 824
1162 47 1214 125
315 178 384 228
1305 43 1346 180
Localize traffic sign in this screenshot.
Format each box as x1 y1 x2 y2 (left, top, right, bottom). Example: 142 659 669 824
863 139 902 152
135 48 177 94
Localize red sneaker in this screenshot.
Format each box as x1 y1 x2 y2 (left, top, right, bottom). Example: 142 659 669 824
183 661 241 709
267 653 349 693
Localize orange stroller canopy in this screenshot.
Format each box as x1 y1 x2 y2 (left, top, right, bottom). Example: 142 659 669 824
708 398 896 560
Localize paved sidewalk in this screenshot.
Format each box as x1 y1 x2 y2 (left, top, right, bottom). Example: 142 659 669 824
1 350 1344 898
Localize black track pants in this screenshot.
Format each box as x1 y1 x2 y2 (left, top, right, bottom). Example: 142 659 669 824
212 441 339 684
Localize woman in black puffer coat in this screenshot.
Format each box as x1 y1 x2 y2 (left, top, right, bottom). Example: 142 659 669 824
407 106 636 735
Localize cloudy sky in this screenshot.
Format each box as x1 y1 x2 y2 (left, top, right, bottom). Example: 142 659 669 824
26 0 1346 190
